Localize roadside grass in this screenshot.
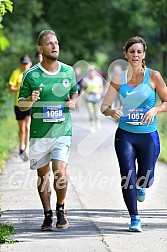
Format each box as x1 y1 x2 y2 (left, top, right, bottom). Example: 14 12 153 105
159 134 167 163
0 203 16 243
0 112 18 173
158 113 167 164
0 223 16 244
0 111 17 243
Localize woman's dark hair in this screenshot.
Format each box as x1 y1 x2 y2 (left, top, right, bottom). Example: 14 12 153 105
123 36 147 52
123 36 147 71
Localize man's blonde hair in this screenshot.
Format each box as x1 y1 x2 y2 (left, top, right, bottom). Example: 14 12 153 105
37 30 56 45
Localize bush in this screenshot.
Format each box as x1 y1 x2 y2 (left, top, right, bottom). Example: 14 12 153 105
0 223 16 243
0 103 17 172
158 114 167 164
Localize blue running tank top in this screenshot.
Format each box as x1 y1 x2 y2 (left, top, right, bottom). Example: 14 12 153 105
118 68 157 133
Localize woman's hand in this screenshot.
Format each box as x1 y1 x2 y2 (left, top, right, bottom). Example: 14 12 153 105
141 107 157 125
110 107 123 119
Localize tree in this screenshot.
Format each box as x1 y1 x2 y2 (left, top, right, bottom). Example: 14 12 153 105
146 0 167 74
41 0 158 69
0 0 13 50
1 0 166 76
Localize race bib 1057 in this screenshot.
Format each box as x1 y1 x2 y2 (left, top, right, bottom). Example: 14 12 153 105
124 108 148 125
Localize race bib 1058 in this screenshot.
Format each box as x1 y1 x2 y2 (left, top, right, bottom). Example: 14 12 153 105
43 105 65 122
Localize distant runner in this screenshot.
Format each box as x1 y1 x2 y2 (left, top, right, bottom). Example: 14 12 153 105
9 55 32 161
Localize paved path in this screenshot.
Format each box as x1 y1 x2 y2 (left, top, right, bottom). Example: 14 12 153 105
0 106 167 252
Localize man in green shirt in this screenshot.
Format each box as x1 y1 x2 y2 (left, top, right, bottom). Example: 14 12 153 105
18 30 78 230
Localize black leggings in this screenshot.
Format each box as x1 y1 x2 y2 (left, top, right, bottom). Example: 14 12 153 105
115 128 160 216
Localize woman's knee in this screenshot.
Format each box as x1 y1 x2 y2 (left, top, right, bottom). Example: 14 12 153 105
137 169 154 188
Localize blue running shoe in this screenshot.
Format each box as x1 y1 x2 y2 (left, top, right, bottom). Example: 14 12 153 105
129 215 142 232
137 188 146 202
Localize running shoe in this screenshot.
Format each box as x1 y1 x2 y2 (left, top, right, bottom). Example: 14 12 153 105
137 188 146 202
19 149 24 155
56 210 69 229
129 215 142 232
19 149 29 162
90 126 96 133
21 152 29 162
41 214 54 231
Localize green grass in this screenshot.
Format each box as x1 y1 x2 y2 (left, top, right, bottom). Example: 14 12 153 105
159 134 167 163
158 113 167 164
0 223 16 243
0 111 18 172
0 111 17 243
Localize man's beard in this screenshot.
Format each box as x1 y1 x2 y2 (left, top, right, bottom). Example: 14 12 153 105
45 53 59 61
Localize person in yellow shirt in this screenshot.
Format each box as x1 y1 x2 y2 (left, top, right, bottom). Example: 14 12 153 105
9 55 32 161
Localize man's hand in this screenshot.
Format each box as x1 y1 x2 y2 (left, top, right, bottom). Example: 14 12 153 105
18 88 42 111
66 95 76 110
31 88 42 102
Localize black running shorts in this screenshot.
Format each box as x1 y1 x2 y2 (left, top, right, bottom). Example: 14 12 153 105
14 106 31 120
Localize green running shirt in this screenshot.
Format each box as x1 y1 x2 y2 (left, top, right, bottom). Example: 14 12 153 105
19 62 77 138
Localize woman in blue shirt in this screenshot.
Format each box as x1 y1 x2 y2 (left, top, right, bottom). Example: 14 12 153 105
101 36 167 232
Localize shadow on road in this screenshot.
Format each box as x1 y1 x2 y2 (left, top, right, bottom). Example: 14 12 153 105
1 208 167 241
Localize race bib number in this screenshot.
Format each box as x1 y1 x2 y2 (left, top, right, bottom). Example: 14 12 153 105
43 105 65 122
124 108 147 125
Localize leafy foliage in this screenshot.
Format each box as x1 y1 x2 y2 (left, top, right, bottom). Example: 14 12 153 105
1 0 167 71
0 0 13 50
0 223 16 243
0 0 13 15
0 0 167 115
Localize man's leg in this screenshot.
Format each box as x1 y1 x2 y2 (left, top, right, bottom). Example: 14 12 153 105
19 115 31 161
37 163 51 211
14 106 26 154
52 160 69 229
37 163 54 230
24 115 31 153
52 160 68 205
17 120 26 154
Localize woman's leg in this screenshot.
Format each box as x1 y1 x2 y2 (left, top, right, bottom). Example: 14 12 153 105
115 128 138 216
136 131 160 188
86 101 96 131
86 101 95 121
94 102 101 128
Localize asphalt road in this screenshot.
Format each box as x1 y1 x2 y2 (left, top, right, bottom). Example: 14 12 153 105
0 105 167 252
